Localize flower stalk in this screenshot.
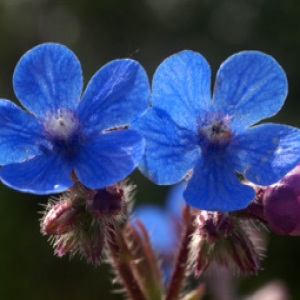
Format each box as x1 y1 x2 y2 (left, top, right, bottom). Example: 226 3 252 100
166 205 195 300
125 221 163 300
106 222 146 300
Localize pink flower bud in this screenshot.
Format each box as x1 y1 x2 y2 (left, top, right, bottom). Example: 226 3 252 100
41 198 83 235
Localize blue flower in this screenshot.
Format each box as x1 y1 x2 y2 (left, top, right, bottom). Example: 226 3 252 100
132 182 185 255
0 43 150 194
133 205 178 254
133 50 300 211
132 182 185 282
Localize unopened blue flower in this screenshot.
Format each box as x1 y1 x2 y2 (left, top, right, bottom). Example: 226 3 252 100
0 43 150 194
133 205 178 254
132 183 185 282
133 50 300 211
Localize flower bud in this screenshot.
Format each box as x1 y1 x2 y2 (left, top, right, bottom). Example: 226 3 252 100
40 180 133 265
54 234 78 257
41 197 84 235
86 185 124 217
190 211 262 276
262 164 300 235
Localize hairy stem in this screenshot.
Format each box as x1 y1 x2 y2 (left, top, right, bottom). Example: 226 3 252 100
166 205 195 300
106 223 146 300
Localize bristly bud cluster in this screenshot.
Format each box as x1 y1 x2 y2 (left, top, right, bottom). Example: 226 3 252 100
189 211 263 276
40 180 134 265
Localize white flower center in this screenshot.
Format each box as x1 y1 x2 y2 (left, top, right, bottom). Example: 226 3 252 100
198 112 233 152
44 109 79 141
200 120 231 144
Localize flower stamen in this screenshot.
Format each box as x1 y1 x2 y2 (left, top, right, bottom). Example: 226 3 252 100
198 112 233 152
43 109 80 142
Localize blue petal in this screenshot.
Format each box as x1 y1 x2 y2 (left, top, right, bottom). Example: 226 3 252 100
233 123 300 185
152 50 211 131
212 51 287 129
74 129 145 189
184 155 255 212
13 43 83 118
132 108 199 184
0 99 47 164
0 152 73 194
78 59 150 132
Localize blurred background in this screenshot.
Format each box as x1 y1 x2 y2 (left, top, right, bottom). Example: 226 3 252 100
0 0 300 299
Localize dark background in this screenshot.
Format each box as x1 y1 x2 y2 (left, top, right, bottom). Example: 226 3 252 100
0 0 299 299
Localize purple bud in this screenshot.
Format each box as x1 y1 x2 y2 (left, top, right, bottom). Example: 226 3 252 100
263 164 300 235
86 185 124 217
